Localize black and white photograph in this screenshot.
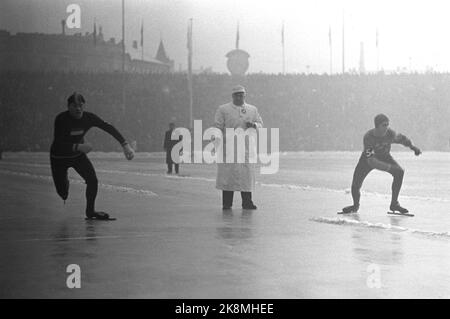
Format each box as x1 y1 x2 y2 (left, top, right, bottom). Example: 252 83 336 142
1 0 450 303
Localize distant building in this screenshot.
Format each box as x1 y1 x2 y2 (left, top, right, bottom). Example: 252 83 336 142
155 39 174 68
0 29 173 73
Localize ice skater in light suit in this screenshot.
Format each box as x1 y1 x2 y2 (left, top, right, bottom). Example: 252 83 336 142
214 85 263 210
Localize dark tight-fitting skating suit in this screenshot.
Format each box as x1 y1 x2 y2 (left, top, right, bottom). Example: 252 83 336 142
50 111 126 214
350 128 412 207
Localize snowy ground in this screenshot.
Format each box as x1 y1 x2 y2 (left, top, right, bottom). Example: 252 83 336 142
1 151 450 298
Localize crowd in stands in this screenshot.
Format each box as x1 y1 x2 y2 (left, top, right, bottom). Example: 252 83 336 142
1 71 450 152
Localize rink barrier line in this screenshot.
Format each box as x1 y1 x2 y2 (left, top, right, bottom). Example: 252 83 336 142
9 233 158 243
311 217 450 239
0 161 216 183
0 169 158 197
3 161 450 203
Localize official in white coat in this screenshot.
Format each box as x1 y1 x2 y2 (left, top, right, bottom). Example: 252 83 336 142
214 85 263 210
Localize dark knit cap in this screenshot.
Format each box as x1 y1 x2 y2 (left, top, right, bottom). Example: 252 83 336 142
374 113 389 127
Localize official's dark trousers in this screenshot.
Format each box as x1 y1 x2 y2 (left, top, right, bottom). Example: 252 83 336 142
222 191 253 208
167 163 179 174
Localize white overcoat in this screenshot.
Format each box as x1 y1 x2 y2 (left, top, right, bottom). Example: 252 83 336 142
214 102 263 192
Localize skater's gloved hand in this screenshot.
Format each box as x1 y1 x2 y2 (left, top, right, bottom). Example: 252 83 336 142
77 143 92 154
411 146 422 156
123 143 135 160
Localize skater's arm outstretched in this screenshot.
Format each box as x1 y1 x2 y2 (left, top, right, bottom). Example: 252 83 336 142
90 113 134 160
392 131 422 156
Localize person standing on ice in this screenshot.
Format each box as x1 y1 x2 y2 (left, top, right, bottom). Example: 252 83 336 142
50 92 135 220
163 122 182 174
341 113 421 214
214 85 263 210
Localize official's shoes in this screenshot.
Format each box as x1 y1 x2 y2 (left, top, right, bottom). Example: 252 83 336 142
242 203 257 210
86 211 110 220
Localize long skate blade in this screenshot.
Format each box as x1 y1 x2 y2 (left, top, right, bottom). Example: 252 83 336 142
387 211 414 217
337 211 358 215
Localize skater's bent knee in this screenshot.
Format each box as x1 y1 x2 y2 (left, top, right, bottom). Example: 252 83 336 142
86 176 98 185
390 165 404 176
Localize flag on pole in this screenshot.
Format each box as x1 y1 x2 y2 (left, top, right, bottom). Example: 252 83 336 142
187 18 193 130
235 21 240 49
329 25 333 75
376 28 378 48
62 19 66 35
328 25 332 46
281 20 285 74
93 20 97 46
342 9 345 74
187 19 193 58
140 21 144 47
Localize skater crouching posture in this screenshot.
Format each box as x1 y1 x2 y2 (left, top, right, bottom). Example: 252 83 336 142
50 92 135 220
342 114 421 214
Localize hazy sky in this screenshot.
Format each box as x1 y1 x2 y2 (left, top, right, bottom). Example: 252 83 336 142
2 0 450 74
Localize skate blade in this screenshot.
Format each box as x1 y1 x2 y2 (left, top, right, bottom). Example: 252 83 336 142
337 211 358 215
85 217 117 221
387 211 414 217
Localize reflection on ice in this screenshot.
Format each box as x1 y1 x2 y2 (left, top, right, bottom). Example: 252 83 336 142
216 210 253 243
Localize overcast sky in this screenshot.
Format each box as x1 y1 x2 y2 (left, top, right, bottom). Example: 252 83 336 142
2 0 450 74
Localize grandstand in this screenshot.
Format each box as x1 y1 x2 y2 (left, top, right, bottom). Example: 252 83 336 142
1 71 449 152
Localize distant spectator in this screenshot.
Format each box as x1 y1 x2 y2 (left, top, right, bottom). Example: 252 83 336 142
163 122 182 174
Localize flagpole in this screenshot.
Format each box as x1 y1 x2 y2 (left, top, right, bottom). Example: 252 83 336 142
342 9 345 74
329 25 332 75
282 21 285 74
61 19 66 35
93 18 97 46
122 0 125 73
141 20 144 61
122 0 126 111
187 18 193 130
376 28 379 72
236 20 240 49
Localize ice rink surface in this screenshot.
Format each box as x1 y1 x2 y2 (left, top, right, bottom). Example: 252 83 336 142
1 151 450 298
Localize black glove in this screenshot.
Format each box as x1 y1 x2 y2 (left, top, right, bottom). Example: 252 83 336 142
245 122 256 129
411 146 422 156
